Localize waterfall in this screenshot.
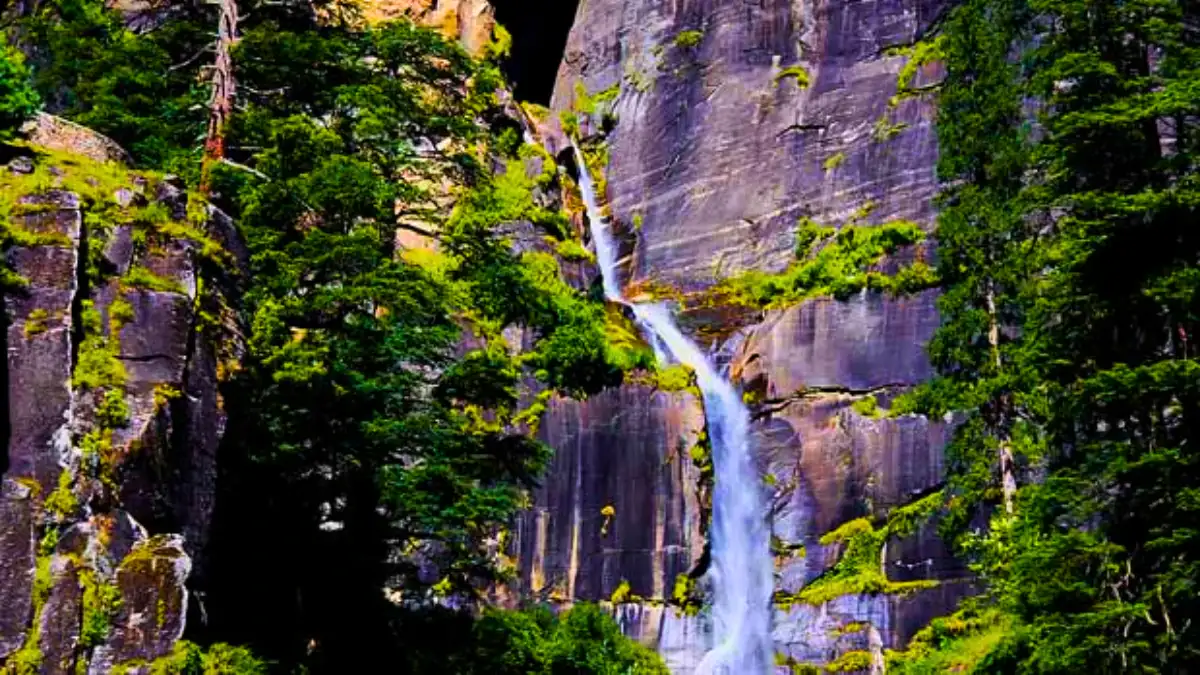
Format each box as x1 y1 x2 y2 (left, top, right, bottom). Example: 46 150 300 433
572 144 773 674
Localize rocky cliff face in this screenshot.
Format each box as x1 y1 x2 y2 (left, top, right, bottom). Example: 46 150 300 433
510 0 966 671
0 129 243 674
360 0 496 53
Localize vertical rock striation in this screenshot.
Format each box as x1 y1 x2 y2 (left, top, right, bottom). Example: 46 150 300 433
511 385 707 607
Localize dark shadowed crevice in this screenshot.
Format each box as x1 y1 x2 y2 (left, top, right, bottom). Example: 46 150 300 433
69 209 89 385
492 0 579 104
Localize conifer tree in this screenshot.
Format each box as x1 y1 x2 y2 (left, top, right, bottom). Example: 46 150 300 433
0 45 38 137
923 0 1200 669
923 0 1036 531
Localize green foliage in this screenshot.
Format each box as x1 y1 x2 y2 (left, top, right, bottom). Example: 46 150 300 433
573 82 620 118
774 65 811 88
19 0 209 175
782 493 943 607
609 580 632 604
8 555 53 673
673 30 704 49
559 110 580 138
716 216 932 308
888 35 946 104
510 252 633 394
44 469 78 518
79 568 121 647
0 46 40 138
554 238 595 262
123 266 186 294
872 115 908 142
73 335 125 391
654 364 694 392
887 607 1012 674
908 0 1200 669
487 24 513 61
456 604 668 675
823 152 846 172
670 573 704 615
23 309 51 337
140 641 268 674
118 11 665 670
850 395 881 418
825 650 872 673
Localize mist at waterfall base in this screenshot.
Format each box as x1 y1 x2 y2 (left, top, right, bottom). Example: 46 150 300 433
573 146 774 674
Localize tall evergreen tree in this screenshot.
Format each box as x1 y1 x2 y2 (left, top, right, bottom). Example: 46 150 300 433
918 0 1200 670
927 0 1038 531
0 45 38 137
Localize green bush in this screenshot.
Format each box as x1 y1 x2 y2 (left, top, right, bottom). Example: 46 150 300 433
451 604 667 675
0 46 39 138
673 30 704 49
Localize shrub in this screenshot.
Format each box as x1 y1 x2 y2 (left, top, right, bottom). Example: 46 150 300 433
0 46 39 138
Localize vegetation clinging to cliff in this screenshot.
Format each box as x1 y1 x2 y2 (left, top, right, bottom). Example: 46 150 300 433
714 215 937 309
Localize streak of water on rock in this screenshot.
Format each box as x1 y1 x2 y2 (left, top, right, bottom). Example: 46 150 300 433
573 143 773 674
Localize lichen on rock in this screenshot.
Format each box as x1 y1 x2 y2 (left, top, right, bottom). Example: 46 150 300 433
0 129 244 673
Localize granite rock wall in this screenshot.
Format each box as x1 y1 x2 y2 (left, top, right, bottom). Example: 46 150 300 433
0 135 244 674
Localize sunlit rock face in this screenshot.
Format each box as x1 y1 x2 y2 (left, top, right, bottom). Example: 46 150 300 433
523 0 973 670
551 0 948 293
358 0 496 53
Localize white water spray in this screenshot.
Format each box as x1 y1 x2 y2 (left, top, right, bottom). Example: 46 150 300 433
572 145 773 674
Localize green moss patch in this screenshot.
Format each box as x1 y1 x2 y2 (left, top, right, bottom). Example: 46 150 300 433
886 608 1012 674
673 30 704 49
779 492 944 607
121 266 185 294
825 650 872 673
775 65 811 88
712 216 936 310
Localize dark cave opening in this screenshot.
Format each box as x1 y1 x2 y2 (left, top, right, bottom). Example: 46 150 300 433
491 0 579 104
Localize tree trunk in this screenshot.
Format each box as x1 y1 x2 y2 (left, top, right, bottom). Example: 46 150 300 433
201 0 239 194
986 278 1017 514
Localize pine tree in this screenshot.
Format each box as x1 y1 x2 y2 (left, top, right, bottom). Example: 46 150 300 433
996 0 1200 667
924 0 1200 669
919 0 1038 534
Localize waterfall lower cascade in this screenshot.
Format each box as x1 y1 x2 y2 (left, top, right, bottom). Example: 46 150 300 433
573 145 774 674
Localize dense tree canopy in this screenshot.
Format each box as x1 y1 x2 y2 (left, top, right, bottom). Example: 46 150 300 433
0 45 38 137
895 0 1200 670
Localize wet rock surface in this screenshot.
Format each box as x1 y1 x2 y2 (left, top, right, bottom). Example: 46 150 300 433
510 385 707 604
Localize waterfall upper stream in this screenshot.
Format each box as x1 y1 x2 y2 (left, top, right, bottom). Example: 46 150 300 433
572 145 773 674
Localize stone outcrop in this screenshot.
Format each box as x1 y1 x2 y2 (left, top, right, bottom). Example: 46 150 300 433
0 136 243 673
21 114 132 166
550 0 946 294
522 0 967 670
